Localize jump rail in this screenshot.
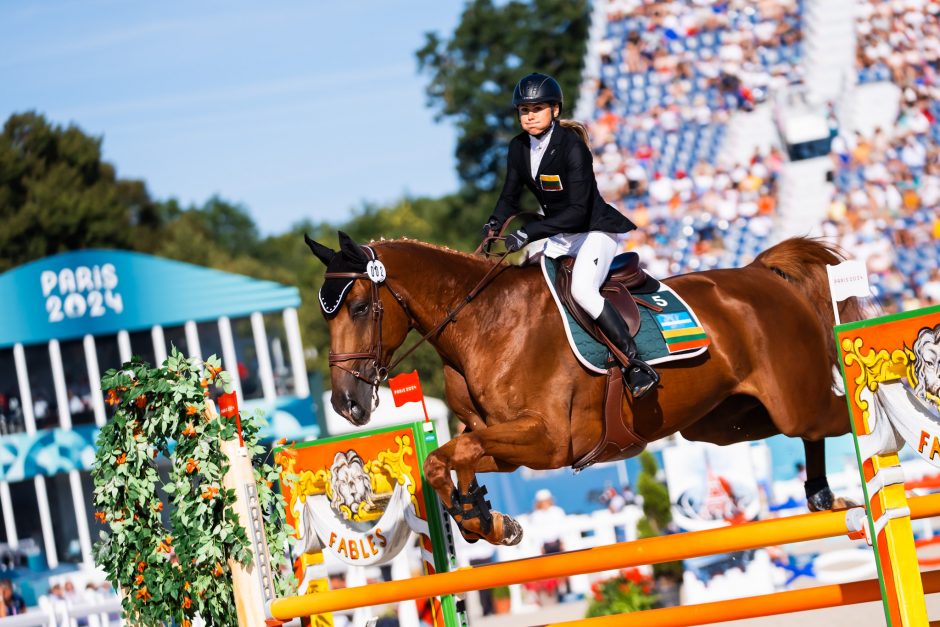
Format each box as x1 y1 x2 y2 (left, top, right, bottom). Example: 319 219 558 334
268 493 940 620
548 570 940 627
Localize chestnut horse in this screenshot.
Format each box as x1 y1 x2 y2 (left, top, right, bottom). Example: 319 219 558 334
305 233 862 546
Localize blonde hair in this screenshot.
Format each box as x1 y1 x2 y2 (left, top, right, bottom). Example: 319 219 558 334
558 119 590 146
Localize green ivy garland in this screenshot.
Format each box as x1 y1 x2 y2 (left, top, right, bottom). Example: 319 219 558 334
92 347 296 626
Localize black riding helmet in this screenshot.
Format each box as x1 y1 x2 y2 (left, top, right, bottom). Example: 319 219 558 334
512 72 563 116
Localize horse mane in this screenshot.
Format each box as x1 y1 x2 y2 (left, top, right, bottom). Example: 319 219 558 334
752 237 865 367
370 238 487 263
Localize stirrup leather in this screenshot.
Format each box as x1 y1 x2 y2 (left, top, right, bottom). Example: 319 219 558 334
445 478 493 535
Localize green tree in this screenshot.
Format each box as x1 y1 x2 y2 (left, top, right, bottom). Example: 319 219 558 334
635 451 683 582
0 112 161 271
416 0 589 192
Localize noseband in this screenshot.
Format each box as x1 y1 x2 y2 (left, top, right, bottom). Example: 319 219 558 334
324 245 510 401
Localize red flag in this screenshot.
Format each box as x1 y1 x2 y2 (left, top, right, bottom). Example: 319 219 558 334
389 370 424 407
218 391 244 447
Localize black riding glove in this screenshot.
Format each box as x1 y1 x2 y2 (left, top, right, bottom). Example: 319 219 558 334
504 229 529 252
481 217 502 240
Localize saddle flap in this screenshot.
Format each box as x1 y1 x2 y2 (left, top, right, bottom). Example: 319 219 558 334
556 257 642 338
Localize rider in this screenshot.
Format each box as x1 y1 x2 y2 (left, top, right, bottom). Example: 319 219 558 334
482 72 659 399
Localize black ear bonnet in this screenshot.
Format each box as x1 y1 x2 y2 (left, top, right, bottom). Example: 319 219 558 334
318 232 371 318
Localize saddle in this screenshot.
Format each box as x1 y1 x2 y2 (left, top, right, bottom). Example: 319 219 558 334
553 252 661 470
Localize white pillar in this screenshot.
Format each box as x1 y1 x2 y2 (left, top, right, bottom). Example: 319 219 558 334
250 312 277 403
48 339 72 431
151 325 167 365
83 335 107 427
184 320 202 362
13 343 37 435
0 482 18 549
68 471 93 566
34 476 58 569
283 308 310 398
117 330 132 364
217 316 243 401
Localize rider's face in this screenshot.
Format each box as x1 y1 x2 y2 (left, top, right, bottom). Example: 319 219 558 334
517 102 557 136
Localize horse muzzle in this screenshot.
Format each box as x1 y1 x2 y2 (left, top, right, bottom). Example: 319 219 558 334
334 390 371 426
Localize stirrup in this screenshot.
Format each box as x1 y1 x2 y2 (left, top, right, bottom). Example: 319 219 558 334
445 478 493 538
624 360 660 399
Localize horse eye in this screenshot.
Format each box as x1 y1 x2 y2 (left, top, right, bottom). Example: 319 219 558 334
349 301 369 318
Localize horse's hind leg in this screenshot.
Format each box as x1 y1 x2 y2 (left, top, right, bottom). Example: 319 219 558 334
803 438 857 510
424 414 557 546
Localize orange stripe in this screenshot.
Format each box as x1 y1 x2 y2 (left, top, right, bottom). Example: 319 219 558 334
667 339 710 352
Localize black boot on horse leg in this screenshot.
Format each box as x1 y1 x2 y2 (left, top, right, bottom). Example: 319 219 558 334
595 301 660 398
802 438 857 511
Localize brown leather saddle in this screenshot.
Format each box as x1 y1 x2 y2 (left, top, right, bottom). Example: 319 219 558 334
553 252 662 470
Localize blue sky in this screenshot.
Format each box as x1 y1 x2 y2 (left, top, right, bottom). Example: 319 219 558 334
1 1 463 234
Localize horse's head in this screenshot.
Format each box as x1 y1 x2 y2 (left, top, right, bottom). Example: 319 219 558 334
305 231 412 426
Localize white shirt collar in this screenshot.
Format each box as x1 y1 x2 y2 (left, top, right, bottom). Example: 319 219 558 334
529 124 554 150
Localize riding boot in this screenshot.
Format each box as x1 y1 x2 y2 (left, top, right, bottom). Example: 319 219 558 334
594 301 660 399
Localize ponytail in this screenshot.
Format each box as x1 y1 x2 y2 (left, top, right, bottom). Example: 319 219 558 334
558 119 590 147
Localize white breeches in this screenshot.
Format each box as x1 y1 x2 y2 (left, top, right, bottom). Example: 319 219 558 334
524 231 621 319
569 232 619 319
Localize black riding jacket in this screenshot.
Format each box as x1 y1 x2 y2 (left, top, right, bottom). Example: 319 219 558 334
491 124 636 241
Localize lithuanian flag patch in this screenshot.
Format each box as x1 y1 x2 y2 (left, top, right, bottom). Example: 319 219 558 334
655 312 710 353
539 174 563 191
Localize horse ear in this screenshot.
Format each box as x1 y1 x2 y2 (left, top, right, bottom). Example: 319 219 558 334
337 231 368 263
304 233 335 266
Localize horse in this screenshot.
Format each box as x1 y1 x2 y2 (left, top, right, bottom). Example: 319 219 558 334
305 232 863 546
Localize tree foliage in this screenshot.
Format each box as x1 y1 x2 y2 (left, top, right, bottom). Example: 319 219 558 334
0 112 160 272
416 0 589 191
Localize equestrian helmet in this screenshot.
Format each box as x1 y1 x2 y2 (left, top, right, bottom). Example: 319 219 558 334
512 73 563 110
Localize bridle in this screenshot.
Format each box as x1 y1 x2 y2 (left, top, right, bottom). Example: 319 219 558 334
325 244 510 406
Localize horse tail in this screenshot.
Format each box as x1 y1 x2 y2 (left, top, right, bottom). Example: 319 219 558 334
753 237 864 368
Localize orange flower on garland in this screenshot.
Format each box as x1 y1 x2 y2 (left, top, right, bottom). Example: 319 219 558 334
212 563 224 577
182 620 191 627
135 586 151 602
116 453 126 465
135 395 147 408
182 423 197 437
153 501 164 512
185 458 199 474
138 561 146 573
185 404 199 416
156 535 173 554
94 512 107 523
201 486 219 500
105 389 120 406
207 365 223 380
182 596 192 610
135 574 144 585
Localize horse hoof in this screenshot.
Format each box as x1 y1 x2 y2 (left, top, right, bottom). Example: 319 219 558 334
498 514 523 546
807 486 834 512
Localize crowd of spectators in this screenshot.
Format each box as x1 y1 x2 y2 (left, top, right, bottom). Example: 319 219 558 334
822 0 940 310
582 0 940 311
583 0 801 274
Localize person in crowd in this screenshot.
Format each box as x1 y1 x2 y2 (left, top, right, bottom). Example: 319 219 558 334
525 489 570 603
0 580 26 616
482 72 659 398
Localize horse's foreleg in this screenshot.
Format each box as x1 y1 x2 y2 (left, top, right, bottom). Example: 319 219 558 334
802 438 834 511
803 438 856 510
424 415 555 546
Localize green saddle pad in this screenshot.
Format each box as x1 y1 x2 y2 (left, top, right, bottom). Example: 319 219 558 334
542 257 709 374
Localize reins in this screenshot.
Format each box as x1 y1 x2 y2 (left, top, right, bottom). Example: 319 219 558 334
324 243 511 397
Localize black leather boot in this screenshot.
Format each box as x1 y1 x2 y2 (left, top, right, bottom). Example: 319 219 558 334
595 301 660 399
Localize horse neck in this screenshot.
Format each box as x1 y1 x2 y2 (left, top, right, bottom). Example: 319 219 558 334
378 242 503 367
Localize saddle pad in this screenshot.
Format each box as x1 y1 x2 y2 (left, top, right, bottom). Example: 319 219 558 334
542 257 709 374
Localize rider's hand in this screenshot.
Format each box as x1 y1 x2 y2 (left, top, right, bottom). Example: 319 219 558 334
504 229 529 252
481 217 502 240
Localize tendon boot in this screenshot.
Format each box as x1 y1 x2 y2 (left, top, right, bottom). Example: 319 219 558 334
595 301 660 399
